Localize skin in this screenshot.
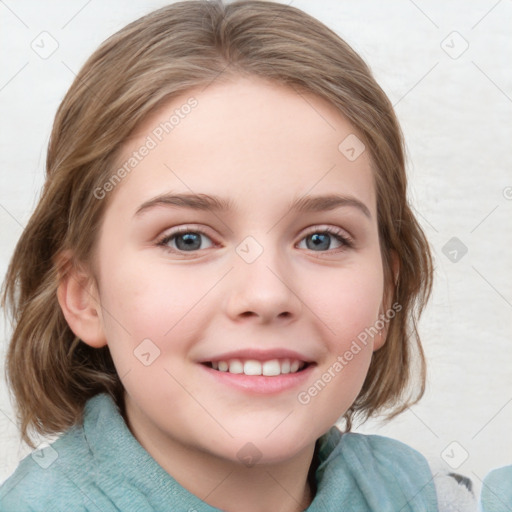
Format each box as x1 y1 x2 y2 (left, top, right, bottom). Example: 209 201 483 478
59 76 391 512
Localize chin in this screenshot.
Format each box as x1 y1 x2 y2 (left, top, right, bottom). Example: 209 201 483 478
212 424 320 467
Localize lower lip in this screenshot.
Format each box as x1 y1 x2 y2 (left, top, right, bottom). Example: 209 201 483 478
199 363 316 394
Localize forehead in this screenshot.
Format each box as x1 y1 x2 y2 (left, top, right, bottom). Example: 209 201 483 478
109 76 376 218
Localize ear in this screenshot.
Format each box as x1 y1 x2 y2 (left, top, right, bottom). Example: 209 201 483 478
56 252 107 348
373 250 400 351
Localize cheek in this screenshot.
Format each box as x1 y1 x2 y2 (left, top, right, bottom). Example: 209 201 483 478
311 264 384 349
297 272 383 425
96 255 216 361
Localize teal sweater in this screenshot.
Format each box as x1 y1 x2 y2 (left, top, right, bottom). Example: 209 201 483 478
480 465 512 512
0 394 439 511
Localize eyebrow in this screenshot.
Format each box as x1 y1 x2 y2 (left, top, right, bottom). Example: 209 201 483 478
134 192 371 219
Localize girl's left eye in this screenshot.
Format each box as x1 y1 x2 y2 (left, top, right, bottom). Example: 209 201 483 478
157 226 353 254
296 227 353 252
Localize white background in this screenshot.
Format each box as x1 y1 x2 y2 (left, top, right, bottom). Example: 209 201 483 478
1 0 511 494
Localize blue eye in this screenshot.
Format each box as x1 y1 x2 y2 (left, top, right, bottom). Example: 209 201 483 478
158 229 214 252
297 228 352 252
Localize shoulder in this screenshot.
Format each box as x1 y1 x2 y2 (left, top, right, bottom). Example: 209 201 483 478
0 395 123 512
0 427 97 511
480 465 512 512
315 430 438 510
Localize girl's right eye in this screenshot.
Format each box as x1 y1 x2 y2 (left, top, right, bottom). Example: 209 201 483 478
157 227 215 253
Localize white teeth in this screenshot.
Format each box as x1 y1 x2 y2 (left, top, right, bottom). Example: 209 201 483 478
244 360 262 375
262 359 281 376
229 359 243 374
209 358 306 376
281 359 291 374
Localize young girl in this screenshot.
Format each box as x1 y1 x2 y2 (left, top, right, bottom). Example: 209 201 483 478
0 1 475 510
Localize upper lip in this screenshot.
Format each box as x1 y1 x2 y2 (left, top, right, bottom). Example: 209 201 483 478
197 348 316 364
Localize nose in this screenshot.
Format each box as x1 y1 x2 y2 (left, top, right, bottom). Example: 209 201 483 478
223 243 303 324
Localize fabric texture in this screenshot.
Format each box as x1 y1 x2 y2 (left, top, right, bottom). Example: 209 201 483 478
480 465 512 512
0 393 440 511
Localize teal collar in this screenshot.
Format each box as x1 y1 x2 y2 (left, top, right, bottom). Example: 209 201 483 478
79 393 437 511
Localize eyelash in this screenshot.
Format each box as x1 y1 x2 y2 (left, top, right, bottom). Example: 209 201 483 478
156 225 354 255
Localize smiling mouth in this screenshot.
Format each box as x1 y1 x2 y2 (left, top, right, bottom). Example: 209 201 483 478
202 358 311 376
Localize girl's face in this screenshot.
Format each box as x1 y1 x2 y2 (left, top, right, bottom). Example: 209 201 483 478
91 76 386 466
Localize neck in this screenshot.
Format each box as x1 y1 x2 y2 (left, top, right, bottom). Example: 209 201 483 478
124 400 316 512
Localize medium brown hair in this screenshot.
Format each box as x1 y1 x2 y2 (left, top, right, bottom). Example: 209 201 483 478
2 0 433 445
